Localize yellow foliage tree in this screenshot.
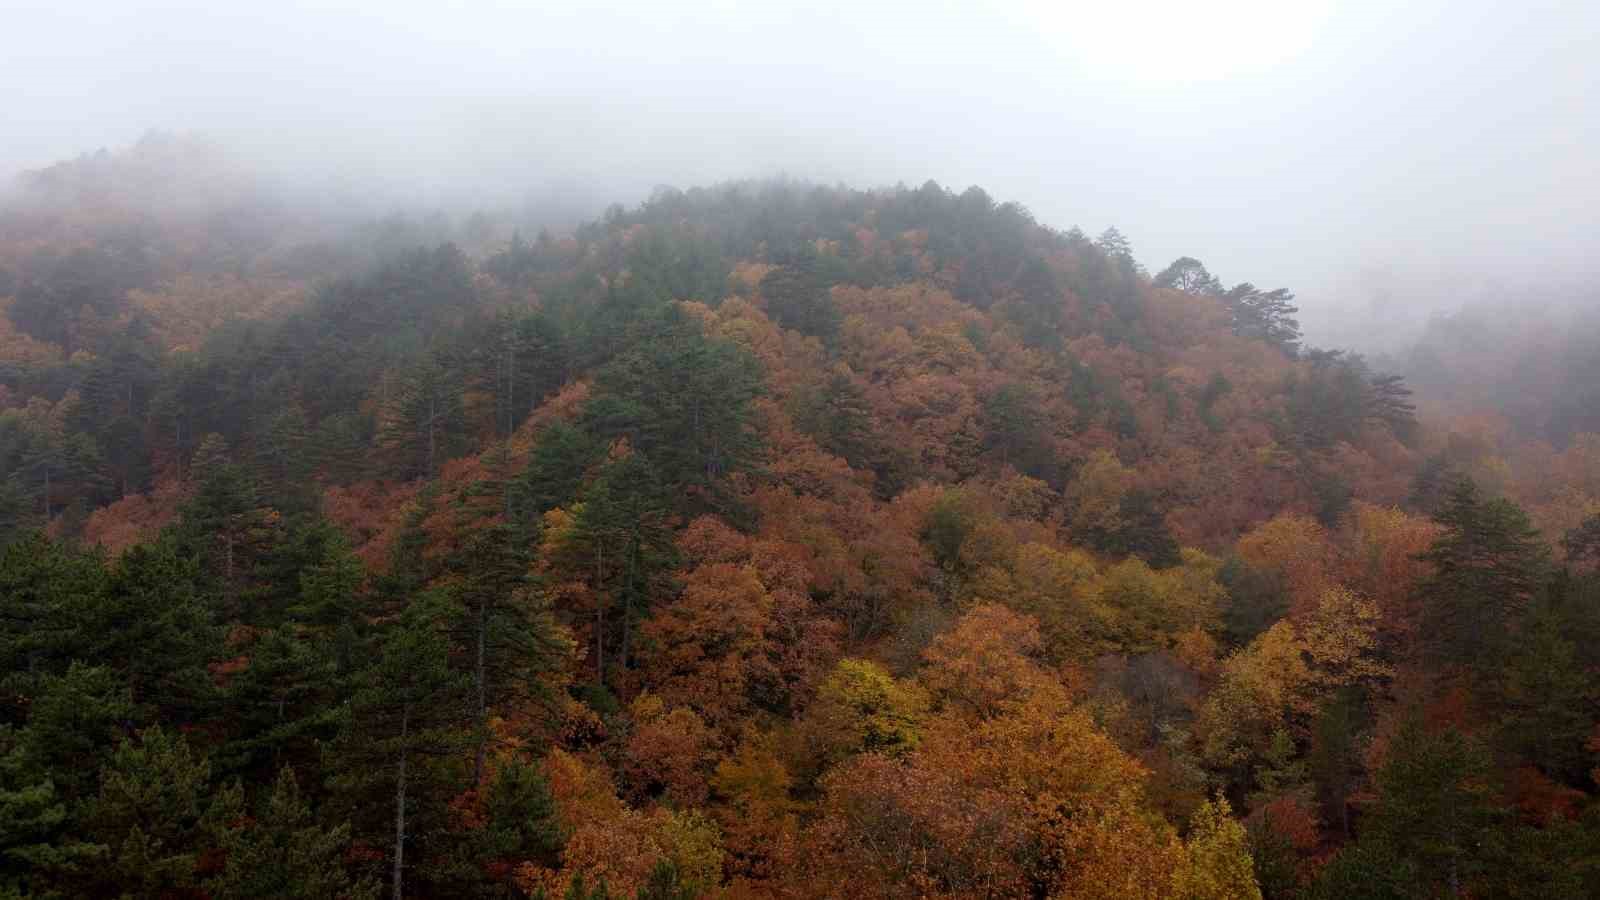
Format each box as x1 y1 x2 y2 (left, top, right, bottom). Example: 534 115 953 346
1170 797 1262 900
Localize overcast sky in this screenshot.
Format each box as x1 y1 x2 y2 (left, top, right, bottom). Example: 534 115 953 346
6 0 1597 347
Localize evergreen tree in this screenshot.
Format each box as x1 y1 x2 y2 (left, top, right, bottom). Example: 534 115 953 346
1223 283 1301 353
219 629 342 777
1415 477 1548 671
760 258 839 342
10 664 139 804
583 307 763 516
329 593 472 900
204 767 380 899
0 725 99 893
1364 373 1417 441
1494 599 1595 783
429 758 564 897
312 411 372 484
254 404 315 512
447 525 571 782
177 434 281 618
1007 257 1064 350
81 726 216 897
0 532 107 710
1562 513 1600 567
90 539 220 720
571 453 678 687
1153 256 1223 295
1308 688 1367 840
1344 718 1500 898
380 356 466 480
514 421 599 530
981 382 1053 478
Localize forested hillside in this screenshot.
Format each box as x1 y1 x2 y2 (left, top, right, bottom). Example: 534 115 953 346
0 140 1597 898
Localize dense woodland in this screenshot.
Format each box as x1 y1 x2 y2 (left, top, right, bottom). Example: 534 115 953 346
0 137 1597 898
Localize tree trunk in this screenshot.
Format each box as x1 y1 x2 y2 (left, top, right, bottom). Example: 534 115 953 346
474 598 487 785
393 706 409 900
594 541 605 687
427 396 437 478
620 533 638 673
506 343 516 439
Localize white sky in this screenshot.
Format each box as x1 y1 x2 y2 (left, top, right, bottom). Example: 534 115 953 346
5 0 1598 347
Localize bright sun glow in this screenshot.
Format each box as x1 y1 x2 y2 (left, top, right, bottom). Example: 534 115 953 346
1015 0 1337 85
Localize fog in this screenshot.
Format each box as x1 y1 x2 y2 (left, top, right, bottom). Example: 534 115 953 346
7 0 1598 349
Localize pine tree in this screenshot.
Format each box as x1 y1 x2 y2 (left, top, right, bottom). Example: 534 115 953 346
91 539 220 719
447 525 571 782
219 629 342 777
1222 283 1301 353
1358 718 1500 898
1414 477 1548 671
0 725 100 893
0 532 107 706
430 758 564 896
1154 256 1224 295
513 422 599 531
572 453 678 687
380 356 466 480
254 404 314 511
1562 513 1600 567
760 258 840 342
1494 599 1594 783
178 434 281 617
583 307 763 516
83 726 216 896
204 767 380 899
330 593 472 900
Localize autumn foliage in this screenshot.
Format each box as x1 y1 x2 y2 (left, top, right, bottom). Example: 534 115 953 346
0 145 1597 898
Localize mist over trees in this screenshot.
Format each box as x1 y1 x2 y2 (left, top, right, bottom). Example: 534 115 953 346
0 138 1596 898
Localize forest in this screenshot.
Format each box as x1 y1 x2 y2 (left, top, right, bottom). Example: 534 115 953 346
0 136 1597 898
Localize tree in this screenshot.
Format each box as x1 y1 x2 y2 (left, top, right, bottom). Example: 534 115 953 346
1415 477 1548 670
801 659 928 771
1349 718 1501 898
1494 600 1595 783
1222 283 1300 353
221 628 342 779
981 382 1054 478
919 604 1054 717
1007 257 1064 349
514 422 599 530
791 366 898 488
176 433 281 617
638 562 774 727
90 539 220 718
1307 688 1368 840
567 452 677 687
205 767 379 899
1364 373 1417 440
1154 257 1223 296
760 260 839 341
82 726 216 896
1562 513 1600 567
380 355 466 480
254 404 315 510
1095 227 1136 266
582 307 763 515
0 724 100 893
433 757 565 896
330 594 472 900
448 525 571 782
1172 797 1262 900
0 531 107 705
7 663 139 804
